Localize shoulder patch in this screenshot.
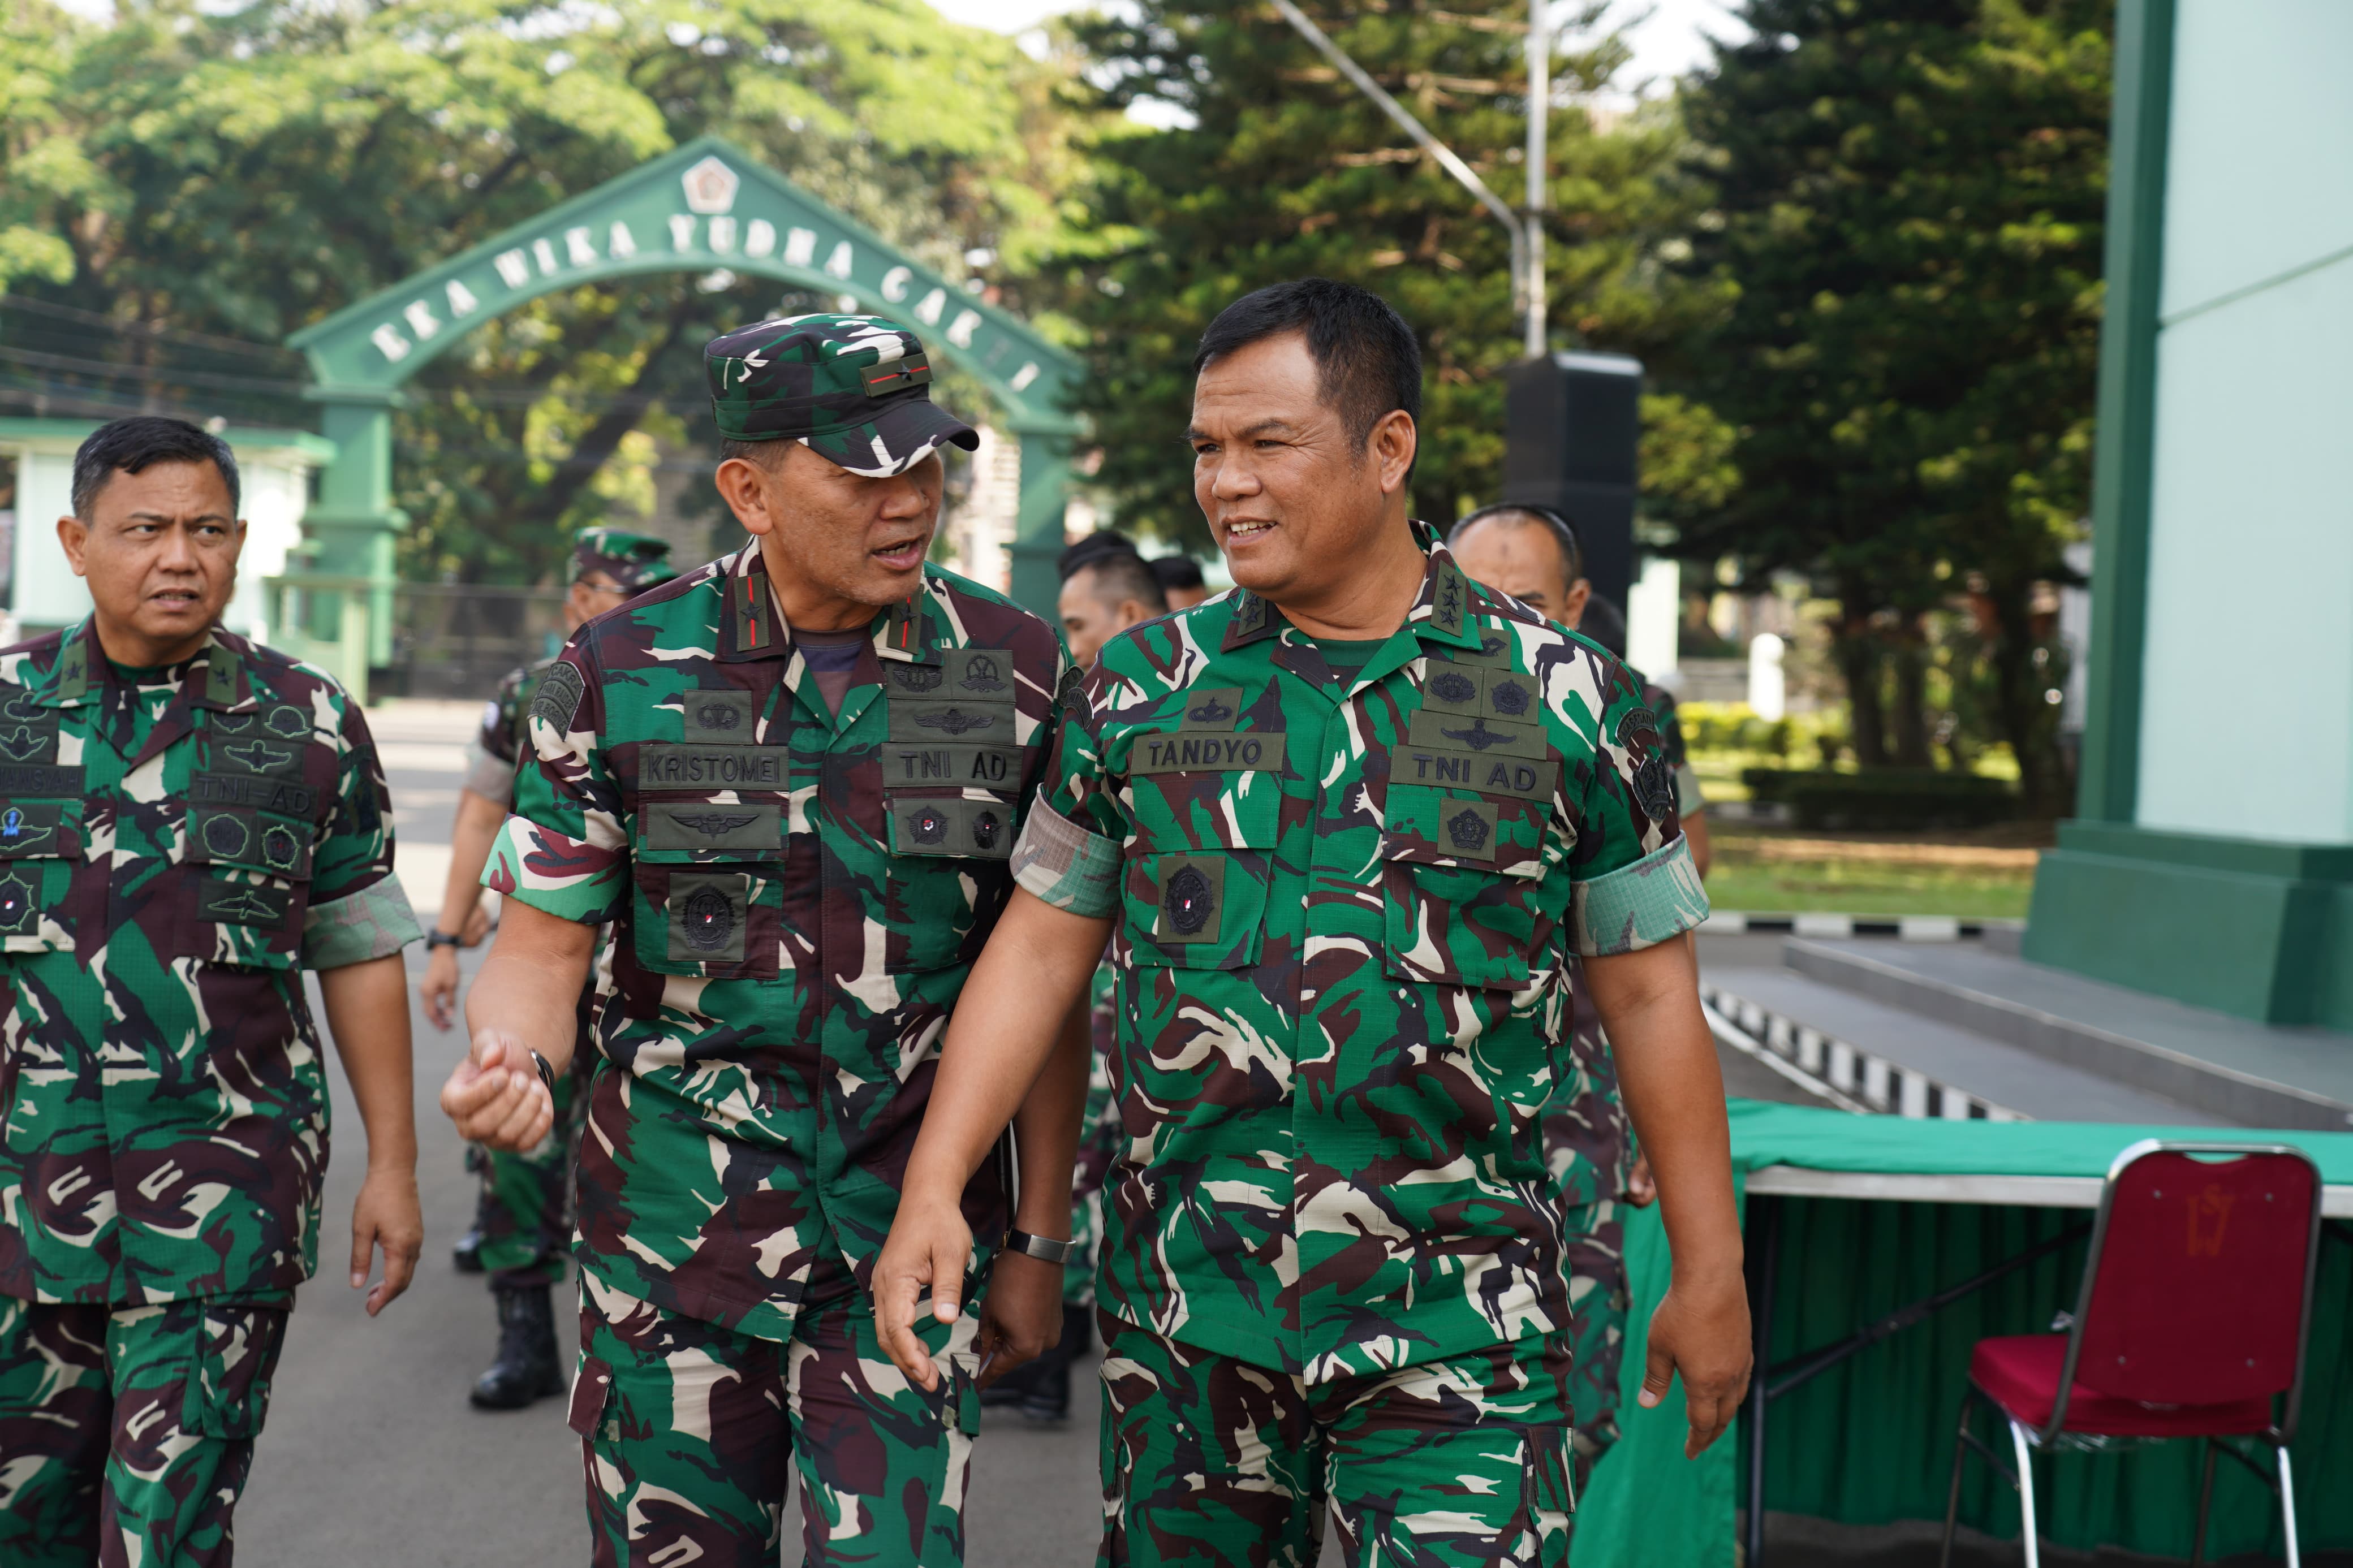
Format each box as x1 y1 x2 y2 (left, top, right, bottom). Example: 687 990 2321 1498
1055 663 1087 718
530 661 586 737
1617 706 1678 823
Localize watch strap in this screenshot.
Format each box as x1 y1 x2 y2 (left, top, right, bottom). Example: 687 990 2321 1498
1002 1228 1075 1265
425 930 464 950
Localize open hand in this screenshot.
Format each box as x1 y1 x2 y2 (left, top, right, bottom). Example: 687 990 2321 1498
439 1029 554 1152
873 1198 974 1393
350 1165 422 1316
1639 1268 1752 1458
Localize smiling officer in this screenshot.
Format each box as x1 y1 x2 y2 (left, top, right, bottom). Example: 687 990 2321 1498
0 415 423 1566
874 280 1751 1568
437 316 1089 1568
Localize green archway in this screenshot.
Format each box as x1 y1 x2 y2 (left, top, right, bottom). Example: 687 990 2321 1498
287 135 1083 662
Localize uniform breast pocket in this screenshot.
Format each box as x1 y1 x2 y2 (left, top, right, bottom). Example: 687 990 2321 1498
1378 784 1555 991
630 801 788 978
1121 771 1282 972
884 793 1017 973
0 799 83 953
182 801 319 968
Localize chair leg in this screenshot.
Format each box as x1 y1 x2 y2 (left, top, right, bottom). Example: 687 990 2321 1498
2006 1418 2042 1568
2277 1444 2301 1568
1938 1393 1972 1568
2190 1439 2217 1568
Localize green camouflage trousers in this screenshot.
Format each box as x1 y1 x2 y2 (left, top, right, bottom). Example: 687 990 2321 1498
1549 978 1633 1474
0 1295 288 1567
570 1259 980 1567
1097 1313 1576 1568
472 1020 595 1288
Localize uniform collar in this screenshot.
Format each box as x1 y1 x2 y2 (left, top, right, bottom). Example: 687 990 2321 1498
1219 522 1485 656
38 619 247 710
717 545 938 666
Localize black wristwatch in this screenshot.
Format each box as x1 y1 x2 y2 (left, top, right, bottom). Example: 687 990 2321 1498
529 1051 557 1096
424 929 464 951
1002 1228 1074 1265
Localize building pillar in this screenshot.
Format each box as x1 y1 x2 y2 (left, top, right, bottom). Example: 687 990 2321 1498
301 387 407 684
1005 423 1072 621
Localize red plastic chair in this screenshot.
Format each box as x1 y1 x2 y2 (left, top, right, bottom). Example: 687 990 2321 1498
1938 1140 2324 1568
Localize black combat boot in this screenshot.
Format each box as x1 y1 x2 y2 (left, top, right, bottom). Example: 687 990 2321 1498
453 1182 489 1273
471 1284 563 1410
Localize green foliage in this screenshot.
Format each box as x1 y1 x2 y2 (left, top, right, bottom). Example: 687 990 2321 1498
0 0 1098 583
1671 0 2109 810
1050 1 1734 547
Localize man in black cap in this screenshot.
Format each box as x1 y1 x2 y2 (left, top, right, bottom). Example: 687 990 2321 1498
422 527 675 1412
437 315 1088 1567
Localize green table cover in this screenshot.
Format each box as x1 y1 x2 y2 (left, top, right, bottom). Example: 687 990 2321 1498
1571 1101 2353 1565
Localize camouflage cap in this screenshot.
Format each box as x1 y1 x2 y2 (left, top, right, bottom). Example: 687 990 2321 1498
706 313 979 480
572 527 675 594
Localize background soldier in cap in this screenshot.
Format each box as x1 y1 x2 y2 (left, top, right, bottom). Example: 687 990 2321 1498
421 526 674 1411
876 279 1748 1567
0 416 423 1565
1447 501 1712 1505
438 315 1088 1567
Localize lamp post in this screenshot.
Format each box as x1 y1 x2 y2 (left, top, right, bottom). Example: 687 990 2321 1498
1269 0 1550 357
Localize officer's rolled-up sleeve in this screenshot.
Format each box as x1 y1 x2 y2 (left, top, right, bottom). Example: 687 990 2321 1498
1009 663 1125 919
1566 663 1708 957
484 643 627 926
304 697 424 968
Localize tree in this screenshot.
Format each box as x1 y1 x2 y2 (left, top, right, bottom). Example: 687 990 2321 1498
0 0 1097 583
1049 0 1734 547
1673 0 2108 805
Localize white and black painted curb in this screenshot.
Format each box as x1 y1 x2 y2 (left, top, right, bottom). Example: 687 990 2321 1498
1700 912 2022 940
1700 983 2025 1122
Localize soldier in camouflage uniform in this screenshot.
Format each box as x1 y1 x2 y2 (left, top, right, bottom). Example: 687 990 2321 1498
437 316 1089 1568
1448 503 1713 1496
876 280 1750 1567
0 416 423 1566
421 528 674 1410
984 541 1171 1424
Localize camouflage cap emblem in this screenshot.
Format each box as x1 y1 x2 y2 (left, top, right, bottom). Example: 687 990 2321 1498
1489 678 1531 716
1441 719 1510 751
706 313 979 479
959 655 1006 692
682 886 736 952
1446 807 1492 853
1429 672 1476 705
911 806 949 845
915 708 996 736
971 809 1002 851
1163 865 1215 936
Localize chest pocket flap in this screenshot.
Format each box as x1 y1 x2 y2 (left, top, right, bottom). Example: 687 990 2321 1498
1380 783 1557 991
1122 770 1281 971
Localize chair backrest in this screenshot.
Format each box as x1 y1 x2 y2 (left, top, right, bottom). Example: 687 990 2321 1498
2068 1142 2321 1415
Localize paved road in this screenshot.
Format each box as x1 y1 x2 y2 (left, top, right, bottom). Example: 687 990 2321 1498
231 703 1815 1563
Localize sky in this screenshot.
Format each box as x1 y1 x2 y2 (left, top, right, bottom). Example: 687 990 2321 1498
928 0 1751 96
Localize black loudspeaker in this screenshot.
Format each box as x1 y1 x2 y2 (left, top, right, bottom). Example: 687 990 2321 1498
1502 352 1641 616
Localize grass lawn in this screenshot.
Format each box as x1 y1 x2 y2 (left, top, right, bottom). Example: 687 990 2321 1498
1700 820 2046 918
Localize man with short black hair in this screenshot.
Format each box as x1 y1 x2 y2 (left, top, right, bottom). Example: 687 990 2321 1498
1149 554 1208 610
1057 547 1166 672
0 414 423 1564
440 315 1087 1567
1449 500 1712 1502
876 279 1749 1566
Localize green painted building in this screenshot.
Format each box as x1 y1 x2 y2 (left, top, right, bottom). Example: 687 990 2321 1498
2026 0 2353 1026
